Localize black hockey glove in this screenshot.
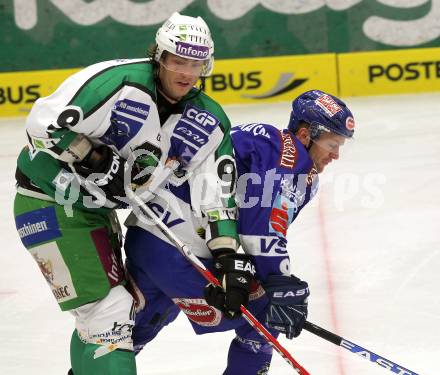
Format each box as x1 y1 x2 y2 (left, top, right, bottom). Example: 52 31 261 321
204 251 256 319
130 141 162 188
71 145 126 206
264 274 309 339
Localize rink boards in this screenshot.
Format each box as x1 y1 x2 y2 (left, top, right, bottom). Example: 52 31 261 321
1 47 439 117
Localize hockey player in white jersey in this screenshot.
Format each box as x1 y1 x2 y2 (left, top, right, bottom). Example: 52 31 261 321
13 13 241 375
125 90 355 374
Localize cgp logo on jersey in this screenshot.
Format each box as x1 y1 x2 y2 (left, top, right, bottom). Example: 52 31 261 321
169 105 219 166
15 206 62 248
172 298 222 327
183 104 220 130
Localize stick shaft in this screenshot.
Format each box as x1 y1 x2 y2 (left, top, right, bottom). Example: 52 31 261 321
304 322 419 375
128 191 309 374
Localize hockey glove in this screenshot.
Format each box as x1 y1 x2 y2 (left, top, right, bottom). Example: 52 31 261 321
130 142 162 188
204 251 256 319
264 274 309 339
71 145 126 206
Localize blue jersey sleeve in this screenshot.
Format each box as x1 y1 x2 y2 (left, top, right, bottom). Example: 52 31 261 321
231 124 319 282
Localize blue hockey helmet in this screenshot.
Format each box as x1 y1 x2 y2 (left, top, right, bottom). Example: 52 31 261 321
288 90 355 139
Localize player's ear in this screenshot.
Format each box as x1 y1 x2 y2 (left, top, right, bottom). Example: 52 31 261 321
295 127 311 147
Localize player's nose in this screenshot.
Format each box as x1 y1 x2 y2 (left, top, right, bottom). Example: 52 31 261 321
330 148 340 160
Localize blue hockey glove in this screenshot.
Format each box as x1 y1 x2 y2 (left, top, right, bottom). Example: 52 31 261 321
264 274 309 339
204 251 256 319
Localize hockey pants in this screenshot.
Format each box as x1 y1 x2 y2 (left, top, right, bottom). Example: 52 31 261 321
125 226 279 375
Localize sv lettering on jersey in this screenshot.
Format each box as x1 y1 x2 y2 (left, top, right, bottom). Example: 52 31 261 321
260 238 288 255
147 202 185 228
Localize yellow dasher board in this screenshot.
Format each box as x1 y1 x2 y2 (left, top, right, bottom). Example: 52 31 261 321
203 53 338 105
0 54 338 117
0 68 80 118
338 47 440 97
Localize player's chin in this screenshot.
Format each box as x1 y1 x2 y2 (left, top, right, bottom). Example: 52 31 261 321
175 85 192 97
317 161 329 173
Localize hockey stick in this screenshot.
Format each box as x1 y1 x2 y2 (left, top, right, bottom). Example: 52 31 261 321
303 321 419 375
126 189 310 375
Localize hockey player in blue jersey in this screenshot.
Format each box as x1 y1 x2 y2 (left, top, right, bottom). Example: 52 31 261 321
124 90 355 374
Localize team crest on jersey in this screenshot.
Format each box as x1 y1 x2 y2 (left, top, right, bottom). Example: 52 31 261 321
100 99 149 150
172 298 222 326
280 177 305 213
29 242 77 303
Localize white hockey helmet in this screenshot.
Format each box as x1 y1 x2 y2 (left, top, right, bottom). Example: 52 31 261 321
154 12 214 77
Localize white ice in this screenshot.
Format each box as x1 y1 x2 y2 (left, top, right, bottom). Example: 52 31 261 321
0 93 439 375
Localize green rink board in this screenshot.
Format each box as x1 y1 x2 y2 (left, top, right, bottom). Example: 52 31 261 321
1 0 439 72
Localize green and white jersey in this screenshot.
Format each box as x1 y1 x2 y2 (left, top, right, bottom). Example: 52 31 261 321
128 76 240 247
17 58 238 243
18 58 160 210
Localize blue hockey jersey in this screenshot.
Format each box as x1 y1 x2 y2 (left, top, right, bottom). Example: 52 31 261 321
231 123 319 282
126 123 319 283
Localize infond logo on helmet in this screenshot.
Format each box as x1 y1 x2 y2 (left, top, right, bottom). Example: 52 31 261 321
176 41 209 59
